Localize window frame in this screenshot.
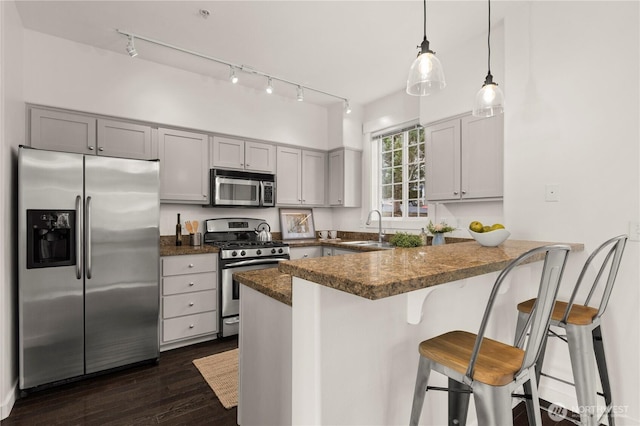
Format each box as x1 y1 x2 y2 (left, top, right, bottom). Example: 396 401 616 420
372 122 428 221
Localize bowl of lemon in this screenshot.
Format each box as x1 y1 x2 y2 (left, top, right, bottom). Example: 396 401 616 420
468 221 510 247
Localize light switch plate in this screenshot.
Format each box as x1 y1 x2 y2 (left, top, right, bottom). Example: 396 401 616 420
545 184 560 202
629 221 640 242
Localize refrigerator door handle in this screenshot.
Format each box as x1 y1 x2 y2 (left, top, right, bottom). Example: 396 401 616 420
86 196 92 279
75 195 83 279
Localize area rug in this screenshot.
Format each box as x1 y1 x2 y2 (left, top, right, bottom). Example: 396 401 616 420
193 348 238 409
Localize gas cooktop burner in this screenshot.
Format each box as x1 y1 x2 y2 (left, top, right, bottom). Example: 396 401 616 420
202 218 290 260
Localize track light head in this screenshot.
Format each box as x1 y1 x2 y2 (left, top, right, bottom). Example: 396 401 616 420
266 77 274 94
229 67 239 84
345 100 352 114
297 86 304 102
126 36 138 58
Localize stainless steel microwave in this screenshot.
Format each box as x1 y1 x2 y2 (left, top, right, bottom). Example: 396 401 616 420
209 169 275 207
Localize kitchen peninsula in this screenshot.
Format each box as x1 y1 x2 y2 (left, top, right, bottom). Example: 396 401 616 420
235 239 583 425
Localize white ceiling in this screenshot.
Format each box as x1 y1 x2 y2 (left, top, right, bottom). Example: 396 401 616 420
14 0 510 107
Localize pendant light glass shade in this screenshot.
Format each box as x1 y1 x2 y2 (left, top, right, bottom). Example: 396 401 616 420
406 0 445 96
406 40 446 95
473 74 504 117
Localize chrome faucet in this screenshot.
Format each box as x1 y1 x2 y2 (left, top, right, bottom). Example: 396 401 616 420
366 209 383 243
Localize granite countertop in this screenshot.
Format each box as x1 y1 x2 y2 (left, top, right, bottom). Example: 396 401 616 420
236 240 583 305
160 235 219 256
233 268 292 306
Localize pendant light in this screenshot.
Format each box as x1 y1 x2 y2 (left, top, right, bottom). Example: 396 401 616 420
406 0 445 96
472 0 504 117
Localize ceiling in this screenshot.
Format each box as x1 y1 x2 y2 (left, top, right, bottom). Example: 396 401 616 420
14 0 510 107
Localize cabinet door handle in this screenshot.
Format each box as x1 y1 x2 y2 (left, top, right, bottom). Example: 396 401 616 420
245 163 250 167
188 282 195 286
188 263 194 268
88 146 94 151
98 147 104 152
461 190 467 195
189 302 194 307
303 254 309 258
453 191 459 195
189 324 194 329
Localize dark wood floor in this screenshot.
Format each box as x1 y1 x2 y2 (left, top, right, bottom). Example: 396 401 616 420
2 335 580 426
2 337 239 426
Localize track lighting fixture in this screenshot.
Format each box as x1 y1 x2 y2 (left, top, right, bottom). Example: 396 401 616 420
116 29 351 113
126 36 138 58
229 67 239 84
473 0 504 117
406 0 445 96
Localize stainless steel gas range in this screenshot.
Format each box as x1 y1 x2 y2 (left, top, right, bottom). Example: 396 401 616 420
203 218 290 337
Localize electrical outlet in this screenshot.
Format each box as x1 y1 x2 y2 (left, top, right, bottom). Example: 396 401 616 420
545 184 560 202
629 221 640 242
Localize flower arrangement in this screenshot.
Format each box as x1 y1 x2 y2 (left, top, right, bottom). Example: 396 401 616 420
426 220 456 234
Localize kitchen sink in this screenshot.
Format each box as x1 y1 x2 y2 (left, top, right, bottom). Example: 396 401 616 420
340 241 394 249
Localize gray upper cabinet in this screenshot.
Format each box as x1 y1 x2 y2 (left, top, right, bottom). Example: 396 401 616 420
329 148 361 207
30 108 97 155
211 136 276 173
426 114 503 201
97 119 153 160
276 147 326 206
158 128 209 204
29 107 154 160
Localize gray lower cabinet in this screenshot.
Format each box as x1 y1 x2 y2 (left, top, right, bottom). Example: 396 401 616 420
158 128 209 204
29 107 155 159
289 246 323 259
160 254 218 351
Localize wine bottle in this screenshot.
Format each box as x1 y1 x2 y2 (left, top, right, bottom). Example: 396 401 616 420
175 213 182 246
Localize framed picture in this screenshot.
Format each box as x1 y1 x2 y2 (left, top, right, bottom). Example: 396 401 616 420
279 208 316 240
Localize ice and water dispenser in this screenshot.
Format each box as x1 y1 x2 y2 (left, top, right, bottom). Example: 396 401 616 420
26 210 76 269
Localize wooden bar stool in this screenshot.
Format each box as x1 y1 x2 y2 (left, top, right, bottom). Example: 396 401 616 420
410 244 572 426
514 235 628 426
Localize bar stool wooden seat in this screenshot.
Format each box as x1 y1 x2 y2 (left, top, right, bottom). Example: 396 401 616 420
410 245 572 426
515 235 628 426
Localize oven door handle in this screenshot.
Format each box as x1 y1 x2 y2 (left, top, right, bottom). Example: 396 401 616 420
224 258 287 268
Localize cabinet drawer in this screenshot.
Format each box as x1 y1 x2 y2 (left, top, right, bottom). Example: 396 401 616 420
162 272 216 296
162 311 217 343
162 254 216 276
163 290 217 319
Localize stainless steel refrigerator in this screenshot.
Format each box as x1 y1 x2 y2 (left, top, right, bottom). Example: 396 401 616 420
18 146 160 390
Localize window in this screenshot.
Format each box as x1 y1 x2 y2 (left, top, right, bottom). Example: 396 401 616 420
376 125 427 219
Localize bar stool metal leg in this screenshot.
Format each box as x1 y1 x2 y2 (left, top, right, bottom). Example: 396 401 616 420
566 324 599 426
410 356 432 426
448 378 470 426
473 383 515 425
593 325 615 426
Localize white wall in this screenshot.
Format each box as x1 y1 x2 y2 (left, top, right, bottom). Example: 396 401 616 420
0 0 24 419
504 2 639 423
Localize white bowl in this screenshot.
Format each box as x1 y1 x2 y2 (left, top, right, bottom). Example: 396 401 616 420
469 229 511 247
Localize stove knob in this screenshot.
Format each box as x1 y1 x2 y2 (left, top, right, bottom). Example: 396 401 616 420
240 250 246 257
256 249 262 255
278 248 284 254
271 248 276 254
232 251 238 257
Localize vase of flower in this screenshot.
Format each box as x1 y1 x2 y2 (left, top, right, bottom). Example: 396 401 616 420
432 233 445 246
427 220 455 246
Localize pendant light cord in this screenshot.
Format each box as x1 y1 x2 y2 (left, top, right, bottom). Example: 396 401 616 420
487 0 492 76
423 0 427 40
